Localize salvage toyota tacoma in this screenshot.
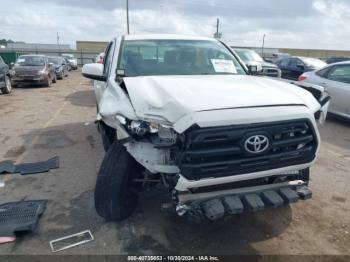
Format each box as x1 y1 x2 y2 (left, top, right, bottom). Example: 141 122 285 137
82 34 330 222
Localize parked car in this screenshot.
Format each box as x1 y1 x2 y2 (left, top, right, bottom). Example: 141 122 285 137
233 48 281 77
326 57 350 64
0 55 12 94
277 56 327 80
48 56 68 79
62 54 78 70
81 34 329 222
270 52 291 64
62 57 72 71
298 61 350 120
12 55 56 87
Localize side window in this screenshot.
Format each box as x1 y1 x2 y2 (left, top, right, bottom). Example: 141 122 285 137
103 41 114 76
316 66 331 78
279 58 289 67
289 58 300 67
327 65 350 84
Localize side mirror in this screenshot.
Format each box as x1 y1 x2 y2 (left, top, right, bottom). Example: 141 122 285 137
248 65 258 75
246 62 262 75
82 63 107 81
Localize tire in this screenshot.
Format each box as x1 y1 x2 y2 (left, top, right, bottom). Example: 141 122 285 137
45 77 52 87
1 75 12 94
95 141 138 221
98 121 116 152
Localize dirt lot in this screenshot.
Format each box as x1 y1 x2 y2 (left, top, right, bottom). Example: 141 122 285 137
0 71 349 256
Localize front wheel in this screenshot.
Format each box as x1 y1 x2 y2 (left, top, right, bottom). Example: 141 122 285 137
45 77 52 87
1 75 12 94
95 141 139 221
97 121 116 152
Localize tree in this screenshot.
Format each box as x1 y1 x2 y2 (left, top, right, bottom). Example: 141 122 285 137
0 39 15 46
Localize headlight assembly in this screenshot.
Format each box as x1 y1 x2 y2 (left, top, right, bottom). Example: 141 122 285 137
38 70 46 75
116 115 177 144
128 120 150 136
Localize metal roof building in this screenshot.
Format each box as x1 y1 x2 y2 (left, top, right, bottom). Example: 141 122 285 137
6 43 72 51
76 41 108 52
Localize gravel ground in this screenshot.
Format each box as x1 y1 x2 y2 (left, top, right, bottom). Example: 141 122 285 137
0 71 349 257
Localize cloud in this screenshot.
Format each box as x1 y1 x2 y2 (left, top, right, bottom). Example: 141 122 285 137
1 0 350 50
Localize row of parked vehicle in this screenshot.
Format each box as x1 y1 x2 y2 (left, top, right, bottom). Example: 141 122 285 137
230 48 349 120
0 53 78 94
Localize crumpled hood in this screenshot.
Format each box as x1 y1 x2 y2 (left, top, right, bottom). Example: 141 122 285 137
124 75 320 123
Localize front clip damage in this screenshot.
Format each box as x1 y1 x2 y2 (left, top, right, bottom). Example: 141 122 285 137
173 180 312 222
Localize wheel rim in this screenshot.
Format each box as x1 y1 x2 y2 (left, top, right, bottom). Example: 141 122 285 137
5 76 12 92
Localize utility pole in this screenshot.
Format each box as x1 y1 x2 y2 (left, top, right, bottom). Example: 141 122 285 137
261 34 266 58
216 18 219 38
126 0 130 34
57 32 61 55
214 18 220 39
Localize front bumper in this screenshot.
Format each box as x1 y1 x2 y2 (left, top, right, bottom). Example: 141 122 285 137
12 75 47 84
175 179 312 221
262 67 281 78
55 70 63 76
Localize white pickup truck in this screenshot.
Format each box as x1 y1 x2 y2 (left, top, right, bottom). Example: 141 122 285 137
82 34 330 222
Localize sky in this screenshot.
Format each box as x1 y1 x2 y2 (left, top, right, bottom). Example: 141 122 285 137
1 0 350 50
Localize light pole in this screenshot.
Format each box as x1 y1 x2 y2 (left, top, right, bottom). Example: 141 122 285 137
261 34 266 58
126 0 130 34
57 32 61 55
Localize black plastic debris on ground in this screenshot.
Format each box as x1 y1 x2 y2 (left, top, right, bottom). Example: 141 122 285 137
0 160 16 174
0 156 59 175
0 200 47 237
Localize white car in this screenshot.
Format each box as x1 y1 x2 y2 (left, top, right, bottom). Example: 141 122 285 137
82 34 330 222
298 61 350 120
62 54 78 70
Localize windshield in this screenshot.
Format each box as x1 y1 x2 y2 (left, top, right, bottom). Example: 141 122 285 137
302 58 327 69
118 39 246 76
16 56 45 66
235 49 263 63
48 57 62 65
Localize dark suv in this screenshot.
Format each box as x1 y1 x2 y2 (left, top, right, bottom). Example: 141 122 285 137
0 56 12 94
277 56 327 80
12 55 56 87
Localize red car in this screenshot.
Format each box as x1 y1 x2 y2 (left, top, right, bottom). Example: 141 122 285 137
12 55 56 87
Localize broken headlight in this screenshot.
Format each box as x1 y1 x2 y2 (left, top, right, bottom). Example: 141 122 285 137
116 115 177 143
128 120 151 136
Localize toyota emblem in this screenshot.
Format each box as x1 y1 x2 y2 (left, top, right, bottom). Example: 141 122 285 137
244 135 269 154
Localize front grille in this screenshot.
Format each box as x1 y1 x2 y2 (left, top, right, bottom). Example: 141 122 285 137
175 119 317 180
263 68 280 77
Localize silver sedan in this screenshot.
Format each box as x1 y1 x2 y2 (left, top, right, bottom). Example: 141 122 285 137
298 61 350 119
